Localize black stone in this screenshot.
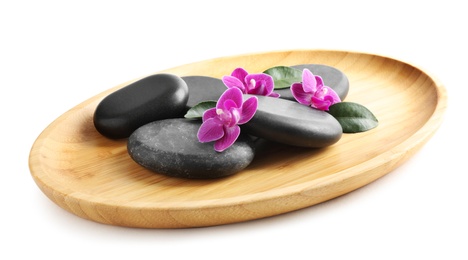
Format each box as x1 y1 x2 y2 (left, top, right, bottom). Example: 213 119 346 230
127 118 256 179
276 64 349 101
182 76 227 108
242 95 342 148
94 74 188 139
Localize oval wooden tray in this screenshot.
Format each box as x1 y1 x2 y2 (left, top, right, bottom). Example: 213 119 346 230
29 50 447 228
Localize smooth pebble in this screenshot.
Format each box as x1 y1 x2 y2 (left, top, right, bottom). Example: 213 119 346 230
94 73 188 139
242 95 343 148
127 118 256 179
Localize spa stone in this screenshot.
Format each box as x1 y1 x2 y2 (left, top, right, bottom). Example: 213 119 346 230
242 95 342 148
94 73 188 139
182 76 227 108
127 118 256 179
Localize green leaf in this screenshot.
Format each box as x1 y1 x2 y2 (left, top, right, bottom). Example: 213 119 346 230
327 102 378 133
263 66 302 89
184 100 217 119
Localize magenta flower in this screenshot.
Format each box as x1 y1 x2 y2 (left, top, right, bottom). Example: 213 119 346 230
222 67 280 97
291 69 341 111
197 88 258 152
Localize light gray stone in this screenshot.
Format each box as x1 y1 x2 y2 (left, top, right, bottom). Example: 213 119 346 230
127 118 256 179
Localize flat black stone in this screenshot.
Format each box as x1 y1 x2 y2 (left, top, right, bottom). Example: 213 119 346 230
94 73 188 139
182 76 227 108
276 64 349 101
242 95 342 148
127 118 256 179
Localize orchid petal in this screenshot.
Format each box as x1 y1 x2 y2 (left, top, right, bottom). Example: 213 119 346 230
238 96 258 124
222 76 246 93
223 99 239 111
315 75 324 88
323 86 341 103
202 107 218 122
311 97 332 111
197 118 224 143
217 87 243 109
214 125 240 152
302 69 317 93
291 82 312 105
231 67 249 82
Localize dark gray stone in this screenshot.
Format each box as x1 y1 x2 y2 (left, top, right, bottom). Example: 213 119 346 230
276 64 349 101
94 74 188 139
242 95 342 148
127 118 256 179
182 76 227 108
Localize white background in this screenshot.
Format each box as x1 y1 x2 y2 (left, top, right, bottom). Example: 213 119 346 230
2 0 467 259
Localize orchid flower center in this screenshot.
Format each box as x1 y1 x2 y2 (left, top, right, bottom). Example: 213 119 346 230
216 108 230 122
313 86 326 99
216 108 240 127
248 78 256 91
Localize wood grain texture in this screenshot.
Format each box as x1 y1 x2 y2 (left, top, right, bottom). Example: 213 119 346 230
28 50 447 228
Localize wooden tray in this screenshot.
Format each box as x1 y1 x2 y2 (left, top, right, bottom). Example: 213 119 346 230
28 50 447 228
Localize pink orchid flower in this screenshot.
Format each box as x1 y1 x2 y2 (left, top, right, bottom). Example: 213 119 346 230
222 67 280 97
291 69 341 111
197 88 258 152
